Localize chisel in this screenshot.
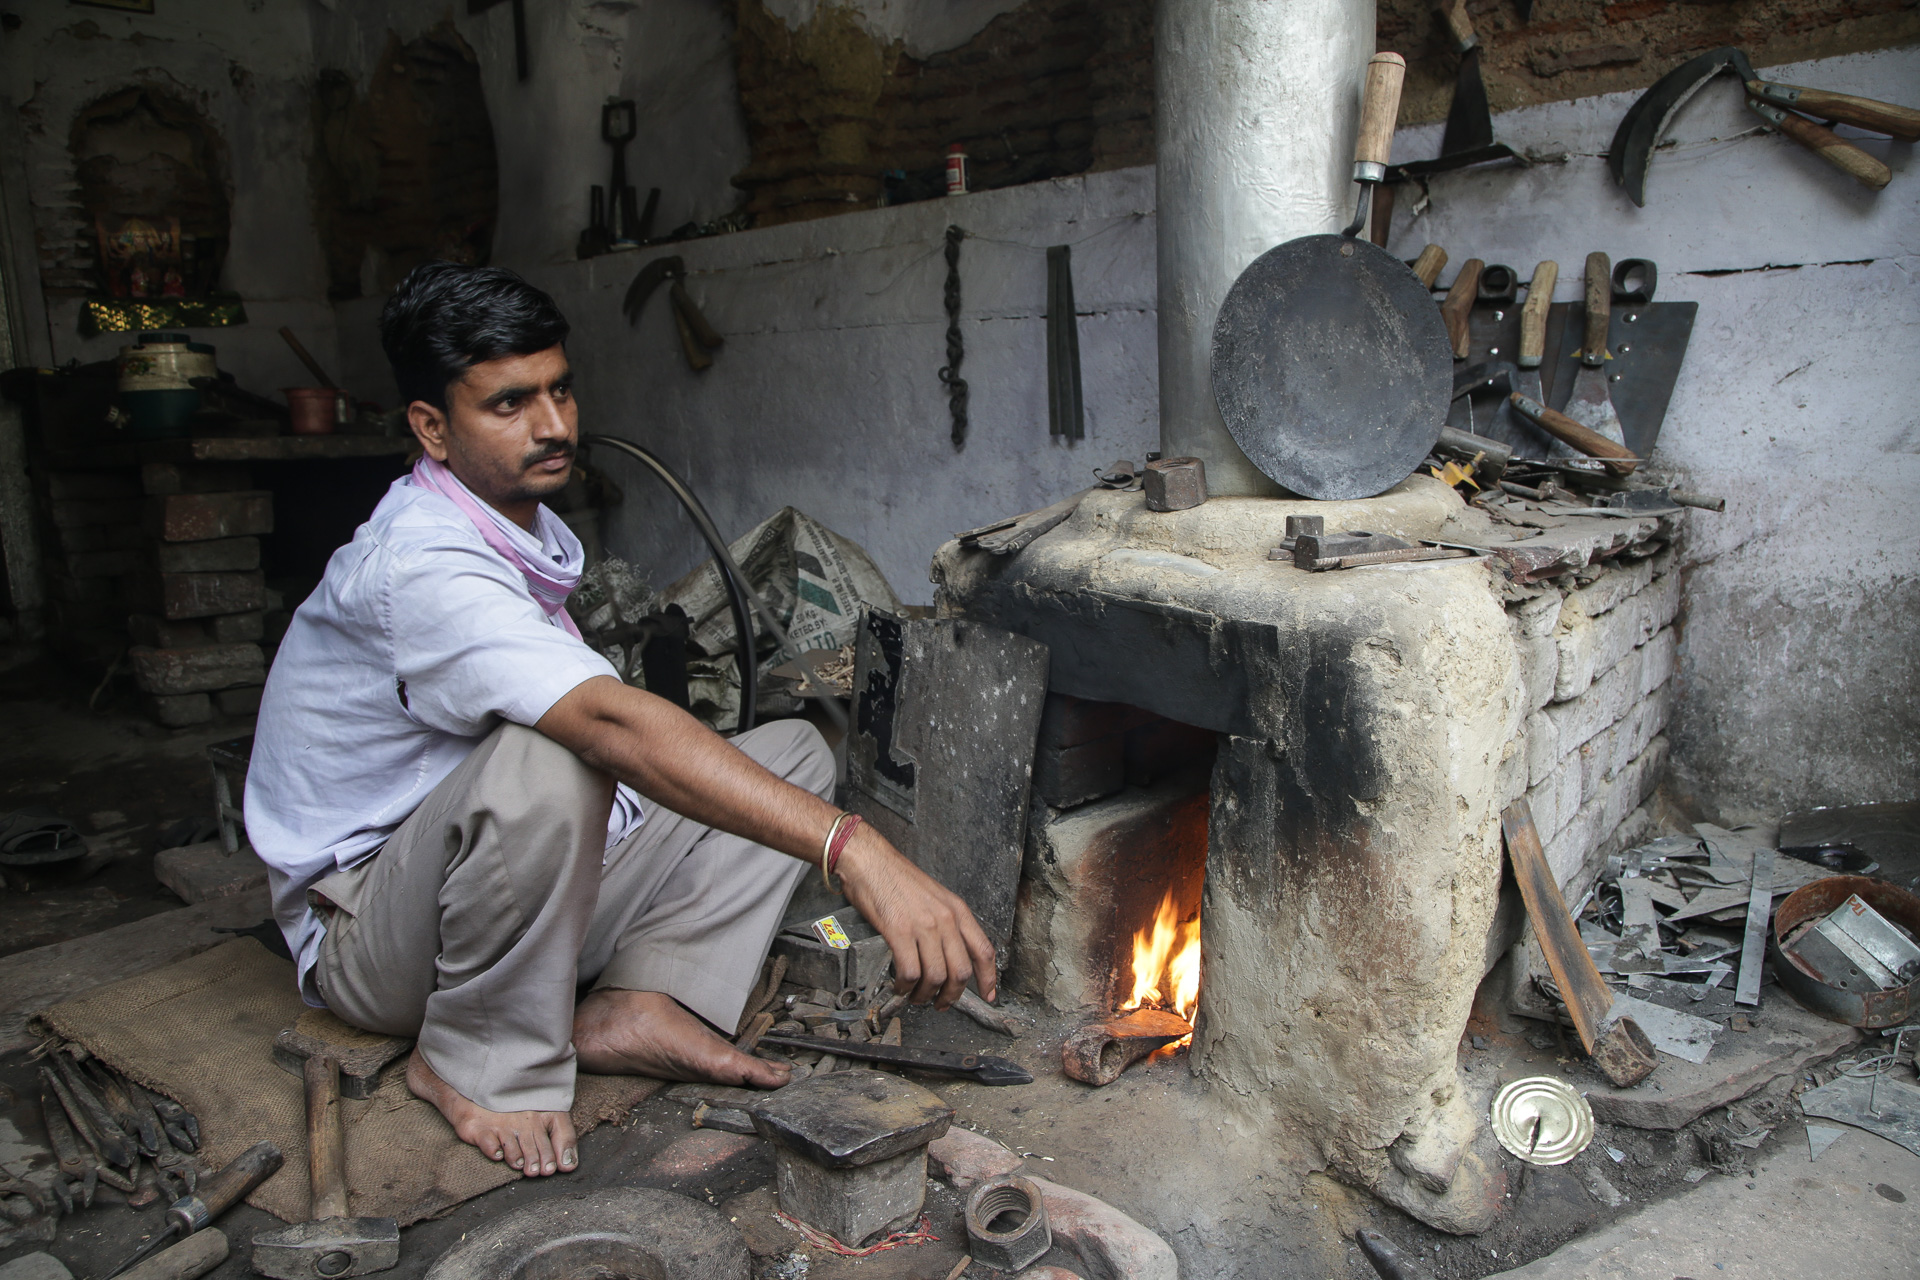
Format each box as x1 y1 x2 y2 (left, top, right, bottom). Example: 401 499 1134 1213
103 1141 283 1279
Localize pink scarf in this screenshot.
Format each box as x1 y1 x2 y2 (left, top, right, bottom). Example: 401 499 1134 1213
410 454 584 639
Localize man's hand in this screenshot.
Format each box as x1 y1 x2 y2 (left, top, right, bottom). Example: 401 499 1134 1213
537 676 998 1011
835 825 998 1010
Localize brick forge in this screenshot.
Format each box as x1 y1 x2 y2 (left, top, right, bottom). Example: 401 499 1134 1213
934 477 1683 1234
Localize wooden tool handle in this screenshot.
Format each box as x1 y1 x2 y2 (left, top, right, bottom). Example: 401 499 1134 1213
671 303 713 371
1435 0 1476 49
670 280 724 349
1440 258 1484 359
1581 252 1610 365
1767 107 1893 190
1355 53 1407 169
1410 244 1448 289
1509 393 1638 474
1519 260 1557 370
277 326 337 390
304 1057 348 1221
1749 80 1920 141
190 1141 283 1225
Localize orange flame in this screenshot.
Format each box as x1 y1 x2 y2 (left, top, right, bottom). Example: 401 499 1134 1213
1121 888 1201 1035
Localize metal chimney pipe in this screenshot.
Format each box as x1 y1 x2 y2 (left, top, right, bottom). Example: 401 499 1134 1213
1155 0 1378 496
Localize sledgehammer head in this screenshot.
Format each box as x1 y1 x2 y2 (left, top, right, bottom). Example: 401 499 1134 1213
250 1216 399 1278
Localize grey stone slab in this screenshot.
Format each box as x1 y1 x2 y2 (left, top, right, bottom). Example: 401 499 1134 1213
846 612 1049 959
0 887 273 1051
1585 991 1860 1129
153 840 269 904
0 1255 74 1280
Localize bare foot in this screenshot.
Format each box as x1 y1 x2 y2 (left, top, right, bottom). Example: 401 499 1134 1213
406 1048 578 1177
573 989 791 1089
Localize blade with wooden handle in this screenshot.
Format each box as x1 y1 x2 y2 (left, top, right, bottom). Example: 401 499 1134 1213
1745 79 1920 140
1561 252 1626 448
1439 258 1483 359
1435 0 1492 156
1747 99 1892 190
1342 52 1406 237
1509 394 1637 475
1502 261 1557 455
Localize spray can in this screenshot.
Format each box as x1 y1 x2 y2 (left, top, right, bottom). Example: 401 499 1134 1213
945 143 969 197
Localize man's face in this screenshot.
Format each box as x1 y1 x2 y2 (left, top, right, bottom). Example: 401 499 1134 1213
410 345 577 511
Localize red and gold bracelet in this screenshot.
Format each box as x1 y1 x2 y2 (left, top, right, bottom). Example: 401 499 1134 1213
821 812 863 888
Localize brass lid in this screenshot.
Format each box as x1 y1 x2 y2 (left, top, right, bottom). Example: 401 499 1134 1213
1491 1076 1594 1165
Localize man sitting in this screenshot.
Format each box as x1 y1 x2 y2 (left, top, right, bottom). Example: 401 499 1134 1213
246 262 994 1179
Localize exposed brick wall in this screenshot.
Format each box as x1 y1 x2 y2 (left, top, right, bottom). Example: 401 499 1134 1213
311 23 498 300
1502 545 1682 897
39 86 232 300
731 0 1152 226
728 0 1916 229
1384 0 1920 126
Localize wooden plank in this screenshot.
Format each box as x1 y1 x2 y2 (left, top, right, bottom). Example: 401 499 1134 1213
1503 798 1615 1052
0 888 273 1052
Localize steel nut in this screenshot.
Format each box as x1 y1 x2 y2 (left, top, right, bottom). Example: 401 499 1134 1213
1143 457 1206 512
965 1173 1050 1272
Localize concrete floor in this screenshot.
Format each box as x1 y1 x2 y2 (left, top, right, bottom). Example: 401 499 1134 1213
2 655 1912 1279
1491 1125 1918 1279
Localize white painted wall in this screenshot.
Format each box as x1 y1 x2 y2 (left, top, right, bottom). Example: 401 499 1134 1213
1378 46 1919 818
336 45 1917 818
334 165 1161 601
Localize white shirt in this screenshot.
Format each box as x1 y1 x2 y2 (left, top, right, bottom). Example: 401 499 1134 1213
245 474 643 1004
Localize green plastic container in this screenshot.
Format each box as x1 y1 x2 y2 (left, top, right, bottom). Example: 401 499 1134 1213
117 332 215 440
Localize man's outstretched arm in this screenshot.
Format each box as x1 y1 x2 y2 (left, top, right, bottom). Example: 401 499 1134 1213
536 675 997 1009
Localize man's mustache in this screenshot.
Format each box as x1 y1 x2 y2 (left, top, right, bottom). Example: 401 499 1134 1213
523 442 576 468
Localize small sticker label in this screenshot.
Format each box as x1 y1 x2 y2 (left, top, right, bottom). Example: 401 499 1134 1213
811 915 851 950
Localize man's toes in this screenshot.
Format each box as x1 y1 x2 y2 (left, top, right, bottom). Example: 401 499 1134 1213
550 1118 580 1171
736 1053 791 1088
527 1125 557 1176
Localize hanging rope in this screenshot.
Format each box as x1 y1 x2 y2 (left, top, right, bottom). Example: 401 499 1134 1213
937 224 968 449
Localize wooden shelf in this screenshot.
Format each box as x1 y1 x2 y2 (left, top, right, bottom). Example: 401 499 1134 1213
143 434 416 464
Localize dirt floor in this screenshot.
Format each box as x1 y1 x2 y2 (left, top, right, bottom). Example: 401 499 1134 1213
0 657 1909 1279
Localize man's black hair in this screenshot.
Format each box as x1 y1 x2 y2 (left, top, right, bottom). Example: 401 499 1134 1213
379 261 571 409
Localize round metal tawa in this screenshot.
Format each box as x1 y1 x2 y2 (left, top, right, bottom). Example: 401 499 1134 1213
1211 234 1451 500
1491 1076 1594 1166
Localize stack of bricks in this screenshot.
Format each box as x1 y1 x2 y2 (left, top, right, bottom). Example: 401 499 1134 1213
127 462 272 726
1502 545 1682 901
39 469 146 653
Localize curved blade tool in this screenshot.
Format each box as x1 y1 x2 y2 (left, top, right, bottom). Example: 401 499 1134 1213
1609 47 1745 206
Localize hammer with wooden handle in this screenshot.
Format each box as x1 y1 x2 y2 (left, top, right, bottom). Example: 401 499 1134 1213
250 1056 400 1279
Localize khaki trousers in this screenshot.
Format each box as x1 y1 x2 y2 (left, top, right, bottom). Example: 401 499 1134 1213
311 718 828 1113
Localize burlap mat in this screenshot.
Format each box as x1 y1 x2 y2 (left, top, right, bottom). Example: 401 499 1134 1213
35 938 660 1226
